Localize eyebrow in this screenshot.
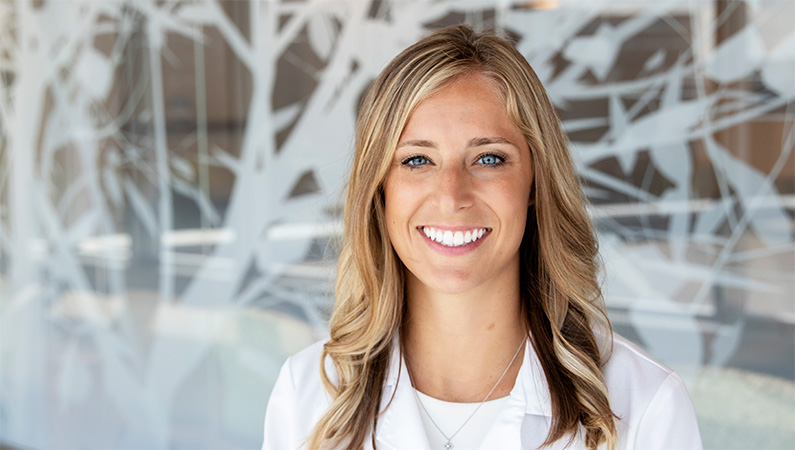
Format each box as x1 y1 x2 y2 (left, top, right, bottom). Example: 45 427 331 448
397 139 436 149
397 137 516 149
468 136 514 147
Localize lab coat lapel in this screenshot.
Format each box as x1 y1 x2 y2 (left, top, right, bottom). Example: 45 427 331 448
478 340 553 449
520 339 553 417
374 338 431 450
478 384 525 449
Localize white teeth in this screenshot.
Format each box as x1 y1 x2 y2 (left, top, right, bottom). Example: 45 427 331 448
422 227 487 248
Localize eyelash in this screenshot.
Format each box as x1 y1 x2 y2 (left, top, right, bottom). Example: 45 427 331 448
399 152 508 169
476 152 507 167
400 154 430 168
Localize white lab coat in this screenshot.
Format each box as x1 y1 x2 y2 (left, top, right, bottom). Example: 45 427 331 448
262 333 702 450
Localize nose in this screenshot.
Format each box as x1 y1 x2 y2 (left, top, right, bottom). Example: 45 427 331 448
434 164 474 213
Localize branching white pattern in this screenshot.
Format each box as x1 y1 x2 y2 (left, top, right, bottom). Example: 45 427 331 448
0 0 792 448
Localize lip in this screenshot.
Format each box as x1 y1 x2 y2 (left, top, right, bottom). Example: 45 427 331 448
417 226 491 255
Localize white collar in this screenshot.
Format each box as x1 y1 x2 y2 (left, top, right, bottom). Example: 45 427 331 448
375 334 553 450
382 334 553 415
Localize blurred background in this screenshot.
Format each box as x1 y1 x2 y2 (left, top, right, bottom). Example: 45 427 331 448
0 0 792 448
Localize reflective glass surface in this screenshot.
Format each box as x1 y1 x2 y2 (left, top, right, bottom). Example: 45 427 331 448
1 1 793 448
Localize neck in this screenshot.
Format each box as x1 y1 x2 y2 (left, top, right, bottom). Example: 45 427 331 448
402 273 527 403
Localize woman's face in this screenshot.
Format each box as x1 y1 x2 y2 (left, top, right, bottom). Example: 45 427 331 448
383 73 534 296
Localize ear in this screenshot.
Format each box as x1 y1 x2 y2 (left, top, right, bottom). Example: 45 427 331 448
528 183 535 207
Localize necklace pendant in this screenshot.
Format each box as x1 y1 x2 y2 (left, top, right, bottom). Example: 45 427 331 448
444 442 454 450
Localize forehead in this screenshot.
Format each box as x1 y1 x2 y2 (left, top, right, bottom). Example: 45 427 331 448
418 72 505 111
398 73 522 144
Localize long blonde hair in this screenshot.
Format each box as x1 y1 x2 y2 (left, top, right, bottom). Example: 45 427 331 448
306 25 616 450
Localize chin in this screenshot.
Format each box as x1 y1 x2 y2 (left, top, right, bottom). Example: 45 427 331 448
414 270 482 295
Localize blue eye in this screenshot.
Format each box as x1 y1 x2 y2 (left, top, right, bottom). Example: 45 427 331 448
402 155 430 167
477 154 504 166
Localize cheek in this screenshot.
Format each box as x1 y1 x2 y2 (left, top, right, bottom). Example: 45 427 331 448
383 184 403 242
500 188 531 238
384 176 415 222
382 178 397 218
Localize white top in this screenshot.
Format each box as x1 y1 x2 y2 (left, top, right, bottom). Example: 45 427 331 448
262 333 703 450
415 389 510 450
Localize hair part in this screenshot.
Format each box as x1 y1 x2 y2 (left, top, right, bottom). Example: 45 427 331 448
306 24 617 450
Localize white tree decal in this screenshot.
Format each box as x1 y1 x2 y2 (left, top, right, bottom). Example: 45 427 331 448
0 0 792 448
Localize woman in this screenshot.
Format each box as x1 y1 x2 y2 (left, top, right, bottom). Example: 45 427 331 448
263 25 702 450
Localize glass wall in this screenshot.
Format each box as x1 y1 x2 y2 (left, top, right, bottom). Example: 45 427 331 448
1 0 792 448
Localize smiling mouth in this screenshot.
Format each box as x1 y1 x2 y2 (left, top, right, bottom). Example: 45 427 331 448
420 226 489 248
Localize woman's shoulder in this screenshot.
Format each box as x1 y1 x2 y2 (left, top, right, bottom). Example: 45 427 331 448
603 332 687 399
263 338 334 449
280 338 336 389
605 333 676 381
284 338 327 369
602 332 701 446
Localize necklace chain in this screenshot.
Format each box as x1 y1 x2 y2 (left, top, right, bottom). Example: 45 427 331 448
407 338 525 450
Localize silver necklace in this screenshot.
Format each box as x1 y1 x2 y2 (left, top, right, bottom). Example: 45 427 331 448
407 339 525 450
